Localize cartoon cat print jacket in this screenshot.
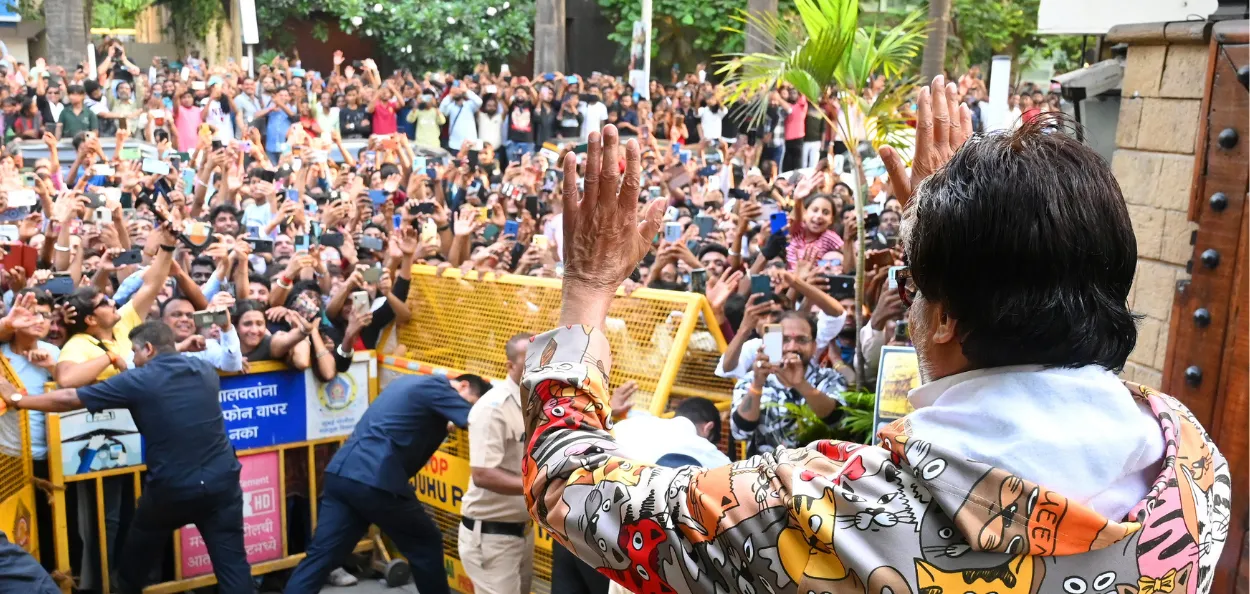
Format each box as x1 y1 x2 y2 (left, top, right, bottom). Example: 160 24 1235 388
521 325 1231 594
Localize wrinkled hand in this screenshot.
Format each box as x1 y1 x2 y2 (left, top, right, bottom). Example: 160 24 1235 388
23 348 56 371
559 126 664 328
880 75 973 208
177 335 206 353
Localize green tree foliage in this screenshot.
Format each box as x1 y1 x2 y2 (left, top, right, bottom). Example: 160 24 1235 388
595 0 748 73
92 0 152 28
948 0 1087 75
252 0 533 73
169 0 225 51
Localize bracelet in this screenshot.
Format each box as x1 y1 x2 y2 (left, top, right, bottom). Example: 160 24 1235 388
54 244 70 252
275 277 293 289
159 243 176 252
436 224 450 232
747 386 763 397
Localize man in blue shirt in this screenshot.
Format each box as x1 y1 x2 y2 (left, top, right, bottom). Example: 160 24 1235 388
257 86 296 165
283 373 490 594
0 322 251 594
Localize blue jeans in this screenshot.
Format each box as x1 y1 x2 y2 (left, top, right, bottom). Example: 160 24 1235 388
284 474 449 594
506 142 535 163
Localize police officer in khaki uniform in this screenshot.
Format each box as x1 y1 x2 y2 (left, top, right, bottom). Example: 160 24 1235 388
459 333 534 594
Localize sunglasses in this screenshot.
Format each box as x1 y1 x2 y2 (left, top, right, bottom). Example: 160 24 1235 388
895 266 917 307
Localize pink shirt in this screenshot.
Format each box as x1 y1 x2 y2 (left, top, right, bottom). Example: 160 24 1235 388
784 95 808 141
174 105 203 153
786 228 843 268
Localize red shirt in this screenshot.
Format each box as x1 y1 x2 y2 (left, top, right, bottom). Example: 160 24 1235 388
372 99 398 135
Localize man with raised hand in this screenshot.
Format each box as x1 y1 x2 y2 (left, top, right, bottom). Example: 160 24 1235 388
519 79 1229 594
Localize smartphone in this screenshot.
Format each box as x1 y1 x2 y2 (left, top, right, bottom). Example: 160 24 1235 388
256 169 276 183
7 190 37 207
368 190 388 206
362 151 377 169
749 274 774 299
294 235 309 251
359 235 384 252
769 212 788 235
664 222 682 243
762 324 783 363
170 153 182 171
141 158 171 176
350 291 371 317
412 202 436 216
504 220 519 237
678 150 691 164
393 213 402 229
824 274 856 300
532 235 548 249
362 266 382 283
38 274 74 296
91 164 115 177
181 168 196 189
92 207 112 224
894 319 910 343
888 265 905 291
0 225 17 243
211 139 224 151
648 186 661 199
192 311 215 328
120 147 141 160
318 232 344 248
247 238 274 253
524 195 540 218
695 215 715 237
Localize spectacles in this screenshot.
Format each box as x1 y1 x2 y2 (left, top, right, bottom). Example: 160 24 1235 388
92 296 114 311
895 266 917 307
33 312 54 320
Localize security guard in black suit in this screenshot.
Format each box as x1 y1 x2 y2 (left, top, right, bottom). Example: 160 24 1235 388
283 373 490 594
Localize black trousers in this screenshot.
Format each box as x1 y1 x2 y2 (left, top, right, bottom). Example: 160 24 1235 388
284 473 448 594
551 541 609 594
30 459 54 573
114 484 251 594
782 138 804 172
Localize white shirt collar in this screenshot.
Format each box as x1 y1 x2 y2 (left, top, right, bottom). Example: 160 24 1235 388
907 364 1044 409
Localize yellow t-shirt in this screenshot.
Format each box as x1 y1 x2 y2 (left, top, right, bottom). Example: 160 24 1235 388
57 302 144 382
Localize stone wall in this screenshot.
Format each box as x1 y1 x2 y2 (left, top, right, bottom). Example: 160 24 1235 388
1109 23 1209 388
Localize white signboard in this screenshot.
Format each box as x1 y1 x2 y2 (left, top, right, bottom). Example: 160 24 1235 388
1038 0 1217 34
239 0 260 45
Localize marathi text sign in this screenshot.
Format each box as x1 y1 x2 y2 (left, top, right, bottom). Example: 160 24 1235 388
219 369 307 450
179 451 282 577
873 346 920 436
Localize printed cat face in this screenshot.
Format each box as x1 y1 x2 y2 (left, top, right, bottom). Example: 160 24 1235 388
916 553 1038 594
955 469 1038 555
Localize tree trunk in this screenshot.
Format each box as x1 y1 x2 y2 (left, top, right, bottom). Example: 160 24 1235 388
921 0 951 81
46 0 89 71
533 0 566 76
745 0 779 54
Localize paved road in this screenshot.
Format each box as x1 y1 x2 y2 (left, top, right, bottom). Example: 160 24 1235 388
319 581 422 593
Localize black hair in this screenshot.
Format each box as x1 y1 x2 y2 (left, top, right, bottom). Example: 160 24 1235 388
833 182 854 197
66 84 85 95
159 295 193 316
723 293 747 331
128 321 177 355
232 299 267 320
63 287 101 336
190 256 215 271
777 310 817 338
248 273 270 290
674 397 722 443
904 114 1137 371
379 163 401 179
802 193 836 209
16 288 54 308
456 374 492 398
209 204 240 223
284 280 322 309
697 243 729 260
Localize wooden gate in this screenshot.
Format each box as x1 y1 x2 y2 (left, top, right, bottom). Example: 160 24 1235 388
1160 18 1249 593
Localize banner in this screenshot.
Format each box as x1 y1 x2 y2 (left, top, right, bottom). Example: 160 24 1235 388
179 451 282 577
219 369 307 450
873 346 920 435
0 484 35 556
305 360 370 439
416 451 469 515
58 408 143 477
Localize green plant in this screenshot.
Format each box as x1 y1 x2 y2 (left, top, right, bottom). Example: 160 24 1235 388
92 0 152 28
765 389 877 445
168 0 224 52
719 0 927 388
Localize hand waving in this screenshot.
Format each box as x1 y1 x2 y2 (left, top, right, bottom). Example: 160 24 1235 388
880 75 974 209
559 125 665 328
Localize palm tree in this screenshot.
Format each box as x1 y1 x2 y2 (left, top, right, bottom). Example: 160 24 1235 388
921 0 951 80
45 0 90 70
718 0 927 387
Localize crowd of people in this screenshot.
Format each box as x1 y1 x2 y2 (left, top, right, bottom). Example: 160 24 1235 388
0 34 1085 593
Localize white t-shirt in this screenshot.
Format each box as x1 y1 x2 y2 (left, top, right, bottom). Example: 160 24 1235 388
580 102 609 140
698 105 726 141
612 414 730 469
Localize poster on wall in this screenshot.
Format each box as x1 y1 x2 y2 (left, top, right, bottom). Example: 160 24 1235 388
305 360 370 440
58 408 143 477
179 451 282 577
0 485 35 556
219 369 307 450
873 346 920 436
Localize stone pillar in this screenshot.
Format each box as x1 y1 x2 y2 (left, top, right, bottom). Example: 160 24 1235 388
534 0 566 76
744 0 779 55
1107 22 1209 388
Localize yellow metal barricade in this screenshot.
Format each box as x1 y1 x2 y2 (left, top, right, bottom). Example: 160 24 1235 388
380 266 740 594
43 353 379 594
0 357 40 566
394 265 735 415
